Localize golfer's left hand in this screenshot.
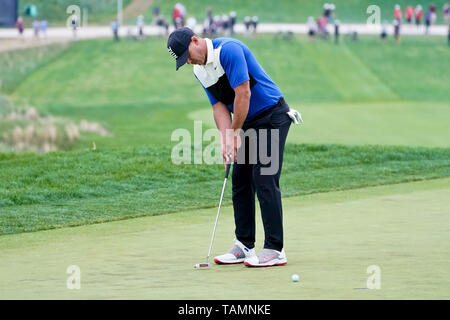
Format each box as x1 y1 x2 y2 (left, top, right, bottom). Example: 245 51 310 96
287 108 303 125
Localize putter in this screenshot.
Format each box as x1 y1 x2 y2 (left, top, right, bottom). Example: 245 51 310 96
194 162 232 269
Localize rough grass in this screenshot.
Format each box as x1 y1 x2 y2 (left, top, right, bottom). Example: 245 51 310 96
1 144 450 235
0 43 71 93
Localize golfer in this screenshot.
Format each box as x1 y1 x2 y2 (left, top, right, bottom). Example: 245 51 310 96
167 28 302 267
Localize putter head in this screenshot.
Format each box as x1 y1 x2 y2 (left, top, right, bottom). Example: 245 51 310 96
194 263 212 269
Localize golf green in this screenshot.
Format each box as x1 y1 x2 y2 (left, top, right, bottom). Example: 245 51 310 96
1 178 449 299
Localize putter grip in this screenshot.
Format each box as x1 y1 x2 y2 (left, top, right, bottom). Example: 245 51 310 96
225 163 231 179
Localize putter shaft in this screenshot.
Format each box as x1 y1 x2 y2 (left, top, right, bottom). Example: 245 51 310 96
206 163 231 264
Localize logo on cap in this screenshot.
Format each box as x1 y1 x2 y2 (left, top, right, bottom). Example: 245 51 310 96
168 47 178 59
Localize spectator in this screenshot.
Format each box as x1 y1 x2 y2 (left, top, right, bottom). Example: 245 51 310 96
430 4 437 14
40 20 48 38
393 19 401 44
394 4 402 22
202 7 214 36
415 5 423 25
380 20 388 42
137 15 144 40
111 20 119 41
152 6 169 36
430 3 437 24
154 16 169 36
448 24 450 45
244 16 251 36
177 3 187 20
307 16 317 40
15 16 24 39
405 5 414 24
334 19 340 44
229 11 237 35
323 3 331 19
328 3 336 24
425 4 436 34
251 16 259 35
221 14 230 35
71 14 79 39
317 15 329 38
172 5 181 29
32 20 40 38
173 3 186 29
213 15 221 35
444 3 450 24
425 10 431 33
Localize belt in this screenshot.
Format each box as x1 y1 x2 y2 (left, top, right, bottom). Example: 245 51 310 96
248 97 285 122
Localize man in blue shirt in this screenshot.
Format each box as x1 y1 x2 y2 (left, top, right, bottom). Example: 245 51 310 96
167 27 302 267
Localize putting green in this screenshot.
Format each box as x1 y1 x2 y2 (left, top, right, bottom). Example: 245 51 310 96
189 101 450 148
1 178 449 299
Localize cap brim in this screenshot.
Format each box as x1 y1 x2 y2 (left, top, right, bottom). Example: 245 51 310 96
176 49 189 71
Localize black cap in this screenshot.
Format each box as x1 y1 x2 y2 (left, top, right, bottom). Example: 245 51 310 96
167 27 194 71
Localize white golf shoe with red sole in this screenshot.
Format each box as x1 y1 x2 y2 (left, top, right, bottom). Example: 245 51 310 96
244 248 287 267
214 239 256 264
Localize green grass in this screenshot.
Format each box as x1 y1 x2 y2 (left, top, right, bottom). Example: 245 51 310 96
18 0 131 25
0 43 71 93
1 178 449 299
150 0 450 24
1 35 449 235
1 20 449 300
15 0 450 25
1 144 450 235
191 101 450 147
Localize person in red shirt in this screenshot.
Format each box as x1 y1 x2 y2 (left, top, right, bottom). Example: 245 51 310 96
15 17 24 38
172 7 182 29
394 4 402 22
317 15 329 38
415 5 423 25
405 5 414 23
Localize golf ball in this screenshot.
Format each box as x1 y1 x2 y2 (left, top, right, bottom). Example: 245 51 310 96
291 274 299 282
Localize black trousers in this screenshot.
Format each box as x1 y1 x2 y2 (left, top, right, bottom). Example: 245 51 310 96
232 98 291 251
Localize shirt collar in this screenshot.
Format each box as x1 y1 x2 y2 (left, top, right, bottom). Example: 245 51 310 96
205 38 214 65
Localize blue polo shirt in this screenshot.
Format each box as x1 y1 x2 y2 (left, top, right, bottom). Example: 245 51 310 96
193 38 283 121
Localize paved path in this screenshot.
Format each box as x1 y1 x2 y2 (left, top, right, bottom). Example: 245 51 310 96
0 23 447 41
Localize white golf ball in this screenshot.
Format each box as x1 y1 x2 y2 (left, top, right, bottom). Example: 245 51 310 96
291 274 299 282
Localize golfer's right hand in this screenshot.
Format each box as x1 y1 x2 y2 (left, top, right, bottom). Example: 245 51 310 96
222 135 239 167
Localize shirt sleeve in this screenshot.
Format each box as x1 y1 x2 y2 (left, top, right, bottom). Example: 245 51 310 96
195 73 219 106
219 42 250 89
